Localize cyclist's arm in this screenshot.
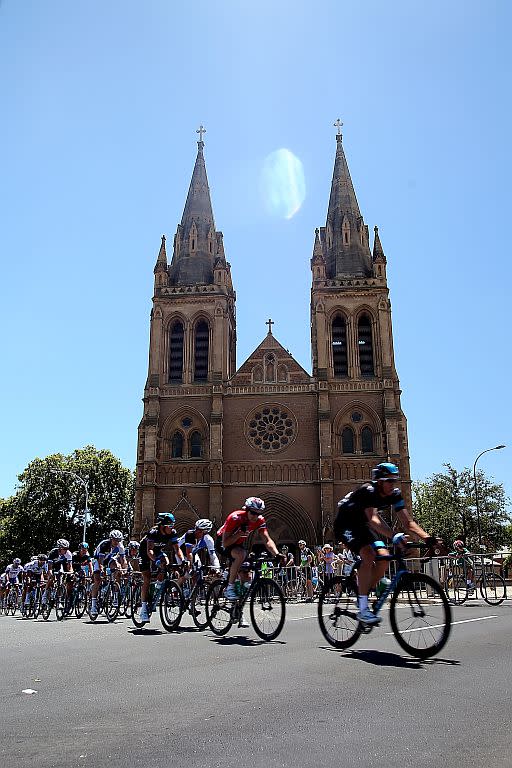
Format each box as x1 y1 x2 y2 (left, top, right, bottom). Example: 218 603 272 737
258 528 278 558
365 507 394 539
222 527 246 548
395 507 429 541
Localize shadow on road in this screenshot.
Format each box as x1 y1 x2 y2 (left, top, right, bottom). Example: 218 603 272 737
128 627 165 636
320 646 460 669
208 634 286 647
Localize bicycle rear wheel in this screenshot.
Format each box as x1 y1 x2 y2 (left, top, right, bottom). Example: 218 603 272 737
130 584 146 628
249 578 286 641
445 574 467 605
159 580 183 631
205 579 233 635
190 582 209 630
390 572 451 659
317 575 362 649
55 585 67 621
480 572 506 606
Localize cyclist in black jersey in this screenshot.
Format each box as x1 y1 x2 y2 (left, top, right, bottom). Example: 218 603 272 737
334 462 442 625
138 512 184 622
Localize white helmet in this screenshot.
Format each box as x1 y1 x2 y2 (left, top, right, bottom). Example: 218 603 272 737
56 538 70 549
243 496 265 512
109 530 123 541
195 519 213 532
13 557 22 566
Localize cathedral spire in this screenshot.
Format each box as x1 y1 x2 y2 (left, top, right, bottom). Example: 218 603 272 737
168 127 218 286
154 234 167 271
373 225 386 262
324 122 372 278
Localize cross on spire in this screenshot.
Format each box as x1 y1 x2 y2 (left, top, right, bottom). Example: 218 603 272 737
333 118 343 135
266 318 274 335
196 124 206 143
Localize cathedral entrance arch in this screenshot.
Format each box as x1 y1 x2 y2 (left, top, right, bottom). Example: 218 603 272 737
260 492 316 546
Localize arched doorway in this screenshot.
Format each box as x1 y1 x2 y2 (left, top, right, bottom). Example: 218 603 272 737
260 492 316 547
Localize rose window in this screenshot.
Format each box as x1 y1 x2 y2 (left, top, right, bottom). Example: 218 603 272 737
245 405 297 452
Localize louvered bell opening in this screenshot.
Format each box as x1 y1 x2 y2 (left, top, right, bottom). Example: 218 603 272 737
332 316 348 377
358 315 374 377
169 322 184 383
341 427 355 454
194 321 209 382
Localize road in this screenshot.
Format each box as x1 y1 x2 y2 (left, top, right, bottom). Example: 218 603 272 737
1 598 511 768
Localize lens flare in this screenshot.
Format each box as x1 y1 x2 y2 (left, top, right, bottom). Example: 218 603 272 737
260 148 306 219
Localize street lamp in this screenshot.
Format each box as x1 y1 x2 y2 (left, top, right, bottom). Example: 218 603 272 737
472 445 506 548
50 469 90 542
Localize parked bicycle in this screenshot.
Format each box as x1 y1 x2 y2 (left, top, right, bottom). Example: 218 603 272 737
444 558 507 606
318 543 452 659
205 556 286 640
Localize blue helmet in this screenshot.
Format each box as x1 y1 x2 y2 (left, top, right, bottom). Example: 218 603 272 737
157 512 175 526
372 463 400 482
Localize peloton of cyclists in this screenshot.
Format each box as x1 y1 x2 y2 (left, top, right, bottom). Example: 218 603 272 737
334 462 443 625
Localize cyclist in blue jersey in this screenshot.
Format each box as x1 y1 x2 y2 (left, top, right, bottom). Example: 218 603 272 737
334 462 442 625
178 519 220 571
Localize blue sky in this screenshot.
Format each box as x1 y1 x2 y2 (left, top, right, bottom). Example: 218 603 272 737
1 1 510 509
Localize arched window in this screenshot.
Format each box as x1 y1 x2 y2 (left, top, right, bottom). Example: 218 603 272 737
190 431 202 458
341 426 355 454
332 316 348 377
361 426 374 453
169 321 184 383
358 314 374 377
194 321 209 382
171 431 184 458
265 354 276 382
253 365 263 383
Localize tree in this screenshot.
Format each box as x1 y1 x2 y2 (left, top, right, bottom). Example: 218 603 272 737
412 463 511 551
0 446 134 567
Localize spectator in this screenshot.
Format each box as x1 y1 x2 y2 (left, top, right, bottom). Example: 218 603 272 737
319 543 337 592
298 540 315 602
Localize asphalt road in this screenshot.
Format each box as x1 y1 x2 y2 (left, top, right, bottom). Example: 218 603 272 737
1 598 511 768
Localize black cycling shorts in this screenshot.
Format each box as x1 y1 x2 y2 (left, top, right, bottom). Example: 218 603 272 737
335 503 383 554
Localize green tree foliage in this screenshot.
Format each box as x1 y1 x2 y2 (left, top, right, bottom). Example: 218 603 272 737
412 463 511 552
0 446 134 567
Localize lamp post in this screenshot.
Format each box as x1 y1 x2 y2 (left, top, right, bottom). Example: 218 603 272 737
51 469 90 542
472 445 506 548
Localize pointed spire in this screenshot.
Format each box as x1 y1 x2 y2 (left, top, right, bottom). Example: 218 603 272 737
169 128 219 286
312 228 324 263
324 123 372 278
373 226 386 262
154 234 167 271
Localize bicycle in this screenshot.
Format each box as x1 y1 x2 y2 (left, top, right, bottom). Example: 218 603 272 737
87 570 121 623
444 557 507 606
318 543 452 659
205 556 286 641
130 566 182 631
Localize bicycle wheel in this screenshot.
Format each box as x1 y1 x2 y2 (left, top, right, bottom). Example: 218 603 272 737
54 585 67 621
73 585 87 618
445 574 467 605
480 571 507 606
190 582 209 630
318 575 362 649
41 591 53 621
104 583 120 623
130 584 146 628
159 580 183 631
249 578 286 641
205 579 233 635
389 572 451 659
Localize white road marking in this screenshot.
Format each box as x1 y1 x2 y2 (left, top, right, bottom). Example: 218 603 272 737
385 615 498 635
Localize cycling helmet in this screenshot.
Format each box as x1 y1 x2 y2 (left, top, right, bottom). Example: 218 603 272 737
156 512 175 526
56 538 70 549
243 497 265 512
78 542 89 549
372 462 400 482
31 555 38 561
195 518 213 532
128 540 140 549
37 554 48 561
453 539 464 549
13 557 21 565
298 540 306 546
109 530 123 541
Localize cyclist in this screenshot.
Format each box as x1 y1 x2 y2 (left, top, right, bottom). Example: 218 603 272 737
22 554 48 612
179 519 220 571
125 541 141 572
139 513 184 623
45 539 73 605
217 497 279 601
72 542 93 577
448 539 475 591
90 530 126 617
5 558 24 589
298 540 315 602
334 462 442 625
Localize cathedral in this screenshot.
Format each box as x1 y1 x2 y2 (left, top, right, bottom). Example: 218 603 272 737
133 126 411 543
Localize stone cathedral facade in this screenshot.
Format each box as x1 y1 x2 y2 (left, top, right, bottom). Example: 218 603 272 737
133 128 411 542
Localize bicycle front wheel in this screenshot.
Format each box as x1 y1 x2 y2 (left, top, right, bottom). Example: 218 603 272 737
445 574 467 605
390 573 451 659
249 578 286 641
205 579 233 635
105 583 120 623
130 584 147 628
55 585 67 621
159 580 183 631
318 575 361 649
480 572 507 606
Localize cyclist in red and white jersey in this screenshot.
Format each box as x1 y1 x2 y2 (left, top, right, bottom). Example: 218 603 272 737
218 497 279 601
